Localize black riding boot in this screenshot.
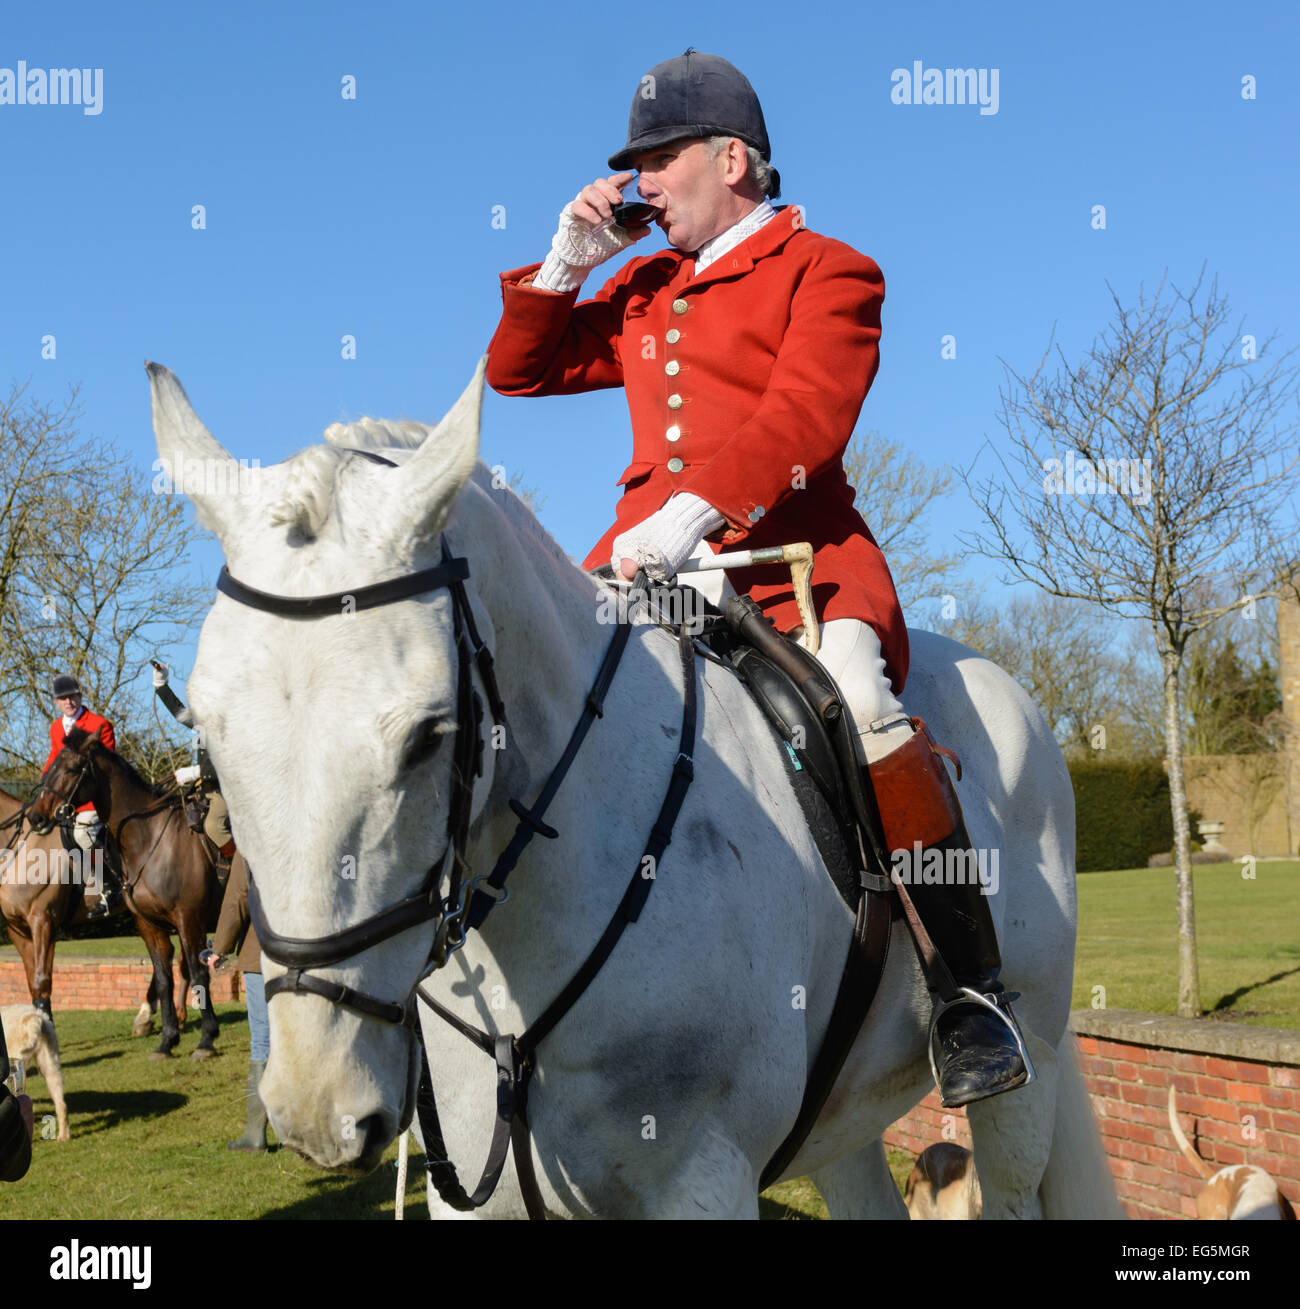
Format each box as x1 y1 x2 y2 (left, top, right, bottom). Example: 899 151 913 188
867 723 1030 1108
86 841 124 918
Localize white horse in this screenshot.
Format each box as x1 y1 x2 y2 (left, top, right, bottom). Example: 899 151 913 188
149 359 1119 1219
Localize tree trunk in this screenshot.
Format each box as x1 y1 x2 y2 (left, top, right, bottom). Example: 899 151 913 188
1162 649 1200 1017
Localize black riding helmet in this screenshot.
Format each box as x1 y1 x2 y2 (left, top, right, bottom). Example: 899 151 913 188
608 49 776 194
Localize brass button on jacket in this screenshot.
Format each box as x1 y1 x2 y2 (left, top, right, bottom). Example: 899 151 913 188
665 360 680 376
665 328 681 344
667 457 684 473
671 299 689 315
666 425 681 442
667 394 683 410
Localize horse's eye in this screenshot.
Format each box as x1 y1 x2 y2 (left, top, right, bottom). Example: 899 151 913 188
401 718 445 771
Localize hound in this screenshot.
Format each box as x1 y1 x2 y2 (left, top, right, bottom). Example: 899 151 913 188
903 1142 982 1219
1168 1085 1294 1220
0 1003 69 1141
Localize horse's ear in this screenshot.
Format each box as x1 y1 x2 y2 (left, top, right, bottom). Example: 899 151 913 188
147 362 255 543
390 358 486 544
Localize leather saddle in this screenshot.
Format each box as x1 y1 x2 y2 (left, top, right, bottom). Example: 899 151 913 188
594 570 883 910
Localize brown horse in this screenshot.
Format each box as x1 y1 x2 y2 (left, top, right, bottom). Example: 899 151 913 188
0 787 175 1032
24 729 226 1059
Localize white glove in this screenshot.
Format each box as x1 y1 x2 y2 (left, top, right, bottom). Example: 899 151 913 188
174 765 201 786
611 493 726 584
535 202 638 293
152 663 169 688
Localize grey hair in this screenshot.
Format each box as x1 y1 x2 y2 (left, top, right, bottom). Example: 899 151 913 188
704 135 779 199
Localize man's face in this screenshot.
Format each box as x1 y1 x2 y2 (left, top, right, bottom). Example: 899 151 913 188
55 693 81 717
631 138 735 252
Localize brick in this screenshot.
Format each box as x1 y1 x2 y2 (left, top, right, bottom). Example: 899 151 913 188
1271 1068 1300 1089
1230 1061 1271 1085
1093 1079 1120 1099
1196 1076 1229 1099
1170 1092 1208 1117
1231 1083 1265 1104
1114 1061 1140 1082
1120 1083 1168 1108
1261 1088 1293 1109
1173 1053 1208 1075
1140 1047 1177 1069
1270 1110 1300 1135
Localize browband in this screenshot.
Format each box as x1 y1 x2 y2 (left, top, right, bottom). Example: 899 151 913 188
217 558 469 619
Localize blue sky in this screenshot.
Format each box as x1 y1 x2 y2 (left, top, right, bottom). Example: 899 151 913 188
3 0 1297 675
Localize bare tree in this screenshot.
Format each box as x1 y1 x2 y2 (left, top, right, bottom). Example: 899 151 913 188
962 269 1300 1017
844 431 963 610
934 590 1158 757
0 380 209 780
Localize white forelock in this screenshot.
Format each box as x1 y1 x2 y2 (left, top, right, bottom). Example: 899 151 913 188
323 415 431 452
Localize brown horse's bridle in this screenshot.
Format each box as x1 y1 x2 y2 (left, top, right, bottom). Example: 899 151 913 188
31 746 99 832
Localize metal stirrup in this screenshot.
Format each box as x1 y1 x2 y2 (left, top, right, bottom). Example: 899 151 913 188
926 986 1037 1090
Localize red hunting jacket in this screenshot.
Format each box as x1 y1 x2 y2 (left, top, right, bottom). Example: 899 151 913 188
485 205 909 691
46 708 115 814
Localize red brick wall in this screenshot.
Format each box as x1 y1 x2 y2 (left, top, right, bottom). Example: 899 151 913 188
883 1014 1300 1220
0 956 242 1011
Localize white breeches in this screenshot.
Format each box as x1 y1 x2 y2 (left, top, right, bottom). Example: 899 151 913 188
678 543 911 767
72 810 101 851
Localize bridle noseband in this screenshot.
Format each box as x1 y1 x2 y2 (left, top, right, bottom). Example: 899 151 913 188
229 537 506 1028
34 744 100 832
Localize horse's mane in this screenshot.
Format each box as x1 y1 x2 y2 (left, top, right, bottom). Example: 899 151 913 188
262 414 582 584
264 417 435 540
63 727 167 798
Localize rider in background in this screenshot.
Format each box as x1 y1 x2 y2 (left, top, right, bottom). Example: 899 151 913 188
151 661 236 861
485 50 1029 1108
206 854 269 1153
46 674 120 919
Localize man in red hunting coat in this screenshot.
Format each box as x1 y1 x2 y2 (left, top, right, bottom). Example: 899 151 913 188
485 50 1029 1108
46 673 120 917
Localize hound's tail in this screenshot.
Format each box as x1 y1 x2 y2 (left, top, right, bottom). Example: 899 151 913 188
1167 1084 1212 1179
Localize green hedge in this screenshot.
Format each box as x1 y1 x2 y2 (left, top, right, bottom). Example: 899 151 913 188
1068 758 1184 872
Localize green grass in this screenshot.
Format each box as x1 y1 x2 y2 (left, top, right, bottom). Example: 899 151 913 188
1073 860 1300 1029
0 1007 916 1219
0 1007 426 1220
7 859 1292 1218
0 934 158 960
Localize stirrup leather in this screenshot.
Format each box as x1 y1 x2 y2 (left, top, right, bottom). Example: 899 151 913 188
927 986 1037 1092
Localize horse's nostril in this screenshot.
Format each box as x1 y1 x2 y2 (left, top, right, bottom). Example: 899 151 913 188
355 1112 394 1160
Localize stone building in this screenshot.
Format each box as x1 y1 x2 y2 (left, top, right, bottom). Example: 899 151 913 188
1182 583 1300 858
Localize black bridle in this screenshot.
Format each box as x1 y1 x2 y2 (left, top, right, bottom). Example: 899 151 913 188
232 539 506 1027
214 521 699 1219
31 746 99 833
